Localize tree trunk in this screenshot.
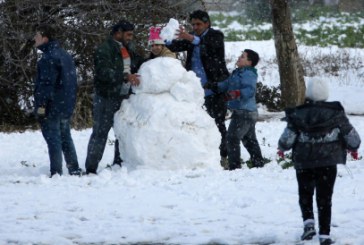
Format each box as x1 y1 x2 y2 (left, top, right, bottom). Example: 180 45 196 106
270 0 306 108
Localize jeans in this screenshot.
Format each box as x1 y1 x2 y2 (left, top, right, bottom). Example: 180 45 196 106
85 94 122 173
227 109 263 169
204 93 227 158
39 116 79 175
296 166 337 235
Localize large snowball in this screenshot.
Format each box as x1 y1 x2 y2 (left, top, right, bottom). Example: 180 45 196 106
160 18 179 42
114 58 220 170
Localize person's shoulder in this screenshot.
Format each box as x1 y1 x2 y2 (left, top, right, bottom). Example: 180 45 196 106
206 28 223 37
97 38 114 50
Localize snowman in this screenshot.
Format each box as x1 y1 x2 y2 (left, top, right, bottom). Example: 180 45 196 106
114 58 220 170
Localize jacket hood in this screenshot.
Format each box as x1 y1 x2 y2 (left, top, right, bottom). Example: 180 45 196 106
286 101 345 132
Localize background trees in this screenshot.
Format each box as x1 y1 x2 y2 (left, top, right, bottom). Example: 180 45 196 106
0 0 204 130
1 0 362 130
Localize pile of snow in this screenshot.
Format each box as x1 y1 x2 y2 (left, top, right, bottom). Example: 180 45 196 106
114 58 220 170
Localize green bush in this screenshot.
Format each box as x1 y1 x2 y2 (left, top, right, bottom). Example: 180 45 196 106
256 82 283 112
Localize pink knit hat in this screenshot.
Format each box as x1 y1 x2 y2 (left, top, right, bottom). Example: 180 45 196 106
148 26 164 45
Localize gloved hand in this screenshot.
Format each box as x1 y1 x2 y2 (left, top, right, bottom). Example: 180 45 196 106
349 150 359 160
225 90 241 101
203 82 218 93
277 149 285 159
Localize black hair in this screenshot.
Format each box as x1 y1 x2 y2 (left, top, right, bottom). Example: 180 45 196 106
111 20 135 34
35 24 56 40
244 49 260 67
189 10 210 24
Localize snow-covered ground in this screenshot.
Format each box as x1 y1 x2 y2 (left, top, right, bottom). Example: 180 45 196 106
1 40 364 245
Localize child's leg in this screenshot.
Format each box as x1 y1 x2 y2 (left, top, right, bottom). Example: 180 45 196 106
315 166 337 236
296 169 316 222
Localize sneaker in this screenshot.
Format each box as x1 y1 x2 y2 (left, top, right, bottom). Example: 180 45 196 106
69 168 83 176
301 223 316 240
220 157 229 170
320 238 334 245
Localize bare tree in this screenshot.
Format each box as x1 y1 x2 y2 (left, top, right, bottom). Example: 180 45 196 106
270 0 306 108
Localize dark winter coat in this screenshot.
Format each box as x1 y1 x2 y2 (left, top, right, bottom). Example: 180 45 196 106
34 40 77 119
166 28 229 84
94 37 143 99
278 101 361 169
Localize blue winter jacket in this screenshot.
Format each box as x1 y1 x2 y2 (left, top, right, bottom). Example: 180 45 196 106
217 67 258 111
34 40 77 119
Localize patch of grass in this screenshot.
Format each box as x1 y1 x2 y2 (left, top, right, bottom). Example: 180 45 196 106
210 9 364 48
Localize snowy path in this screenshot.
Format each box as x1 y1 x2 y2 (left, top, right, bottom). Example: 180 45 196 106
1 117 364 245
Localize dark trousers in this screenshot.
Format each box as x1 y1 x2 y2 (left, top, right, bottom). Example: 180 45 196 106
227 110 263 169
85 95 122 173
204 94 227 158
296 166 337 235
39 116 79 175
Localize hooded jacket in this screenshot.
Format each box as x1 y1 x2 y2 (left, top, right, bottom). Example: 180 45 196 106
278 101 361 169
34 40 77 119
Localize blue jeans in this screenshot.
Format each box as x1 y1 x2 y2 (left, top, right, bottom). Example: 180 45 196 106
85 94 122 173
227 110 263 169
39 116 79 175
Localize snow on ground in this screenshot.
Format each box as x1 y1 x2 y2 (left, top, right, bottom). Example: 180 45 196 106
0 41 364 245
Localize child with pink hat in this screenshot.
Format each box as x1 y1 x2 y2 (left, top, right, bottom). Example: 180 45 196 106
148 26 176 59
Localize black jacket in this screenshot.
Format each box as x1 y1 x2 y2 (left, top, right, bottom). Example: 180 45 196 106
166 28 229 84
278 101 361 169
94 37 143 99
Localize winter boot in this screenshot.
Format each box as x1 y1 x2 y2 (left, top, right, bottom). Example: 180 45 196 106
319 235 334 245
220 157 229 170
228 162 242 171
301 220 316 240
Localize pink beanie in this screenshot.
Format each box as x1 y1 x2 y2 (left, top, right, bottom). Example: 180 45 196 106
148 26 164 45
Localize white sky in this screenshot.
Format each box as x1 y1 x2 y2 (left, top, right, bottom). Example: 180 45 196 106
0 41 364 245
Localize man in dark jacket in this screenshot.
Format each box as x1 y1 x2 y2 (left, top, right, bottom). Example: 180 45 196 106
166 10 230 167
278 78 361 245
33 24 82 177
85 20 143 174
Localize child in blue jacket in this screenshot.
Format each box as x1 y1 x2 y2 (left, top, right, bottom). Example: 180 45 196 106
205 49 264 170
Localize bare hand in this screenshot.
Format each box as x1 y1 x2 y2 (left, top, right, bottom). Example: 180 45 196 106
127 74 141 86
177 26 194 42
